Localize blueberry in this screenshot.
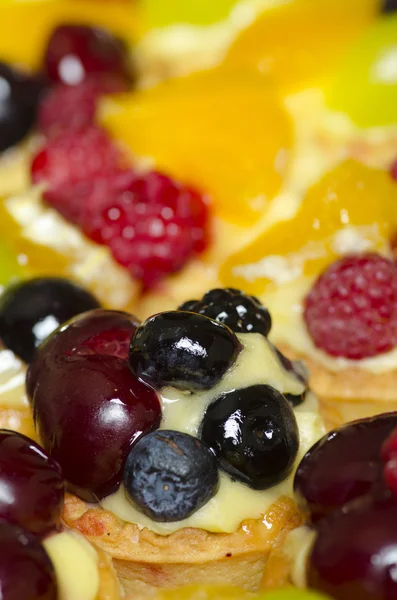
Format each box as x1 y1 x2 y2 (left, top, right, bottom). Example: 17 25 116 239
0 63 46 152
200 385 299 490
0 277 100 363
129 311 242 391
179 288 272 336
382 0 397 12
272 345 309 407
123 430 219 522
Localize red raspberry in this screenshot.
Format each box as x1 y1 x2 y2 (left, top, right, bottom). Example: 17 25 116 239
38 83 97 137
304 253 397 359
82 171 210 288
31 126 126 224
382 427 397 498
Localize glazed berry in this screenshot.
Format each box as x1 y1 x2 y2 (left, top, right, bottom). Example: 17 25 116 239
382 426 397 497
129 311 242 391
38 82 97 137
30 353 161 501
304 253 397 359
0 277 100 363
0 430 63 536
31 126 126 225
308 492 397 600
26 309 139 398
273 346 309 407
0 522 57 600
44 24 134 89
383 0 397 12
124 430 219 522
294 413 397 524
201 385 299 490
83 171 210 288
0 62 44 152
179 288 272 336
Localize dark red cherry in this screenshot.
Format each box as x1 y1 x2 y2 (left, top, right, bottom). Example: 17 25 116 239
26 309 139 398
294 413 397 523
0 521 57 599
308 492 397 600
44 24 134 90
30 353 161 501
0 430 63 536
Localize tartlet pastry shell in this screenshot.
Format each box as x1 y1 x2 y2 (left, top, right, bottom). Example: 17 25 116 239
64 493 302 598
279 344 397 429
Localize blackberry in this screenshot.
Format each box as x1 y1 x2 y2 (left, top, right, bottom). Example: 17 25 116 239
179 288 272 336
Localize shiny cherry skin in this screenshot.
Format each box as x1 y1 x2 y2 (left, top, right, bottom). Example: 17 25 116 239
44 24 134 89
0 62 45 153
294 413 397 524
308 491 397 600
30 353 161 501
0 277 100 363
0 430 63 536
201 384 299 489
129 311 242 391
0 521 57 599
26 308 139 398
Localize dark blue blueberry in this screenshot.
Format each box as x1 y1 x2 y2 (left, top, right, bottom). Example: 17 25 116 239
129 311 242 391
179 288 272 336
0 63 46 152
123 430 219 522
200 385 299 490
382 0 397 12
0 277 100 363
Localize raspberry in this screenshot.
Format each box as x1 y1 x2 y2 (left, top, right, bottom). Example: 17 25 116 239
31 126 126 224
82 171 210 288
179 288 272 336
304 253 397 359
38 83 98 137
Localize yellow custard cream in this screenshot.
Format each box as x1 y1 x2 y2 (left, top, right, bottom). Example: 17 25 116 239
0 348 28 409
43 530 100 600
102 332 325 535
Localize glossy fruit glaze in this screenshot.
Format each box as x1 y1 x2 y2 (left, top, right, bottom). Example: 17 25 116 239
0 430 63 536
27 310 160 501
294 413 397 523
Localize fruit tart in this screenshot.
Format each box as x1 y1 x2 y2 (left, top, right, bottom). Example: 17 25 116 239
0 280 323 597
267 411 397 600
0 427 123 600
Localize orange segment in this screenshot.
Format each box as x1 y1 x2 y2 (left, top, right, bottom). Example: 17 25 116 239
220 160 397 295
222 0 380 92
100 69 292 225
0 0 139 71
0 200 69 278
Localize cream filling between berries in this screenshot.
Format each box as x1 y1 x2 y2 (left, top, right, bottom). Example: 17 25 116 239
43 530 100 600
102 332 325 535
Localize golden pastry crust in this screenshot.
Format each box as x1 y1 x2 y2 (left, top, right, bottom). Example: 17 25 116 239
64 493 302 598
278 344 397 429
96 548 125 600
0 405 36 440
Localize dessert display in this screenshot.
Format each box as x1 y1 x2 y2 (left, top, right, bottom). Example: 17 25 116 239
1 0 397 598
